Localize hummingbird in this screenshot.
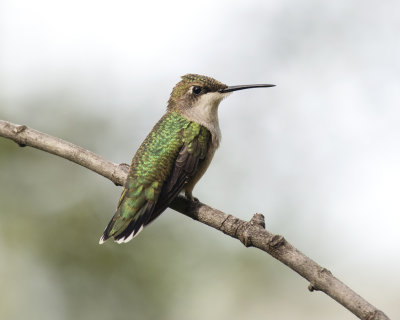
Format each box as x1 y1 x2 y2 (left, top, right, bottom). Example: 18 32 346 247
99 74 275 244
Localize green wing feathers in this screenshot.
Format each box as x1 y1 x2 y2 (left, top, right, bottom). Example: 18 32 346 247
100 112 211 243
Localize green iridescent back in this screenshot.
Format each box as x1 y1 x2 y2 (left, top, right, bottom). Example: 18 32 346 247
130 112 190 187
106 111 210 238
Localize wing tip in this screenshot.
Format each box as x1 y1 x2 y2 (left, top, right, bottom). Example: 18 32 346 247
99 233 109 244
99 225 144 244
114 225 144 244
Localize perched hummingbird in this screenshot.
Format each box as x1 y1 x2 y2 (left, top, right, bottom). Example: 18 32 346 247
99 74 274 244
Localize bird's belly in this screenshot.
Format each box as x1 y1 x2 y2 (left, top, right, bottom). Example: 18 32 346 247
184 146 217 197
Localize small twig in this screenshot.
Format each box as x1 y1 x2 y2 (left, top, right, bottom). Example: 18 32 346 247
0 119 390 320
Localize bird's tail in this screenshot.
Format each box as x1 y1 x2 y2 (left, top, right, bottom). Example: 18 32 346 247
99 201 155 244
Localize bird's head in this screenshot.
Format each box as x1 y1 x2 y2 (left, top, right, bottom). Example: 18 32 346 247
168 73 275 113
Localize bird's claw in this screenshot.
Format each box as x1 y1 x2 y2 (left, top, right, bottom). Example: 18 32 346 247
191 196 199 203
185 191 199 203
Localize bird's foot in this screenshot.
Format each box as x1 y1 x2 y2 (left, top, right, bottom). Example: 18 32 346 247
185 191 199 203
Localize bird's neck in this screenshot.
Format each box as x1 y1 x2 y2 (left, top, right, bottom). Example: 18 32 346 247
176 93 223 147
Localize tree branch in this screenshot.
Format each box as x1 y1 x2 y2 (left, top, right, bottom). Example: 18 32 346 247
0 119 390 320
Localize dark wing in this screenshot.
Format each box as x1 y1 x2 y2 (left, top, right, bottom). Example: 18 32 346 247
147 141 205 224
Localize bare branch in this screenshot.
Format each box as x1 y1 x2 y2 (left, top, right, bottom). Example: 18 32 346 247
0 119 390 320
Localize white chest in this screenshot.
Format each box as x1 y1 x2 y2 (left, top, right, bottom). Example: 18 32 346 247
180 91 229 148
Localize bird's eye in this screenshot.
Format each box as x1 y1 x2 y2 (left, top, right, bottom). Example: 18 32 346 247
192 86 202 95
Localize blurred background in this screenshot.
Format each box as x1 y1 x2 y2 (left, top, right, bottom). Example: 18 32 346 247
1 0 399 319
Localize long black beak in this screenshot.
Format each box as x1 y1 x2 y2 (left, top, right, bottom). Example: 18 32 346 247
219 84 275 93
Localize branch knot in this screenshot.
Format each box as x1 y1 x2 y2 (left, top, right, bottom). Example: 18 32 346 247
250 213 265 229
237 223 252 247
13 124 27 134
113 163 130 186
269 235 285 249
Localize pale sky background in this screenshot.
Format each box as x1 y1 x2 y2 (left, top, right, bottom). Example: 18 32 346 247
1 0 399 319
